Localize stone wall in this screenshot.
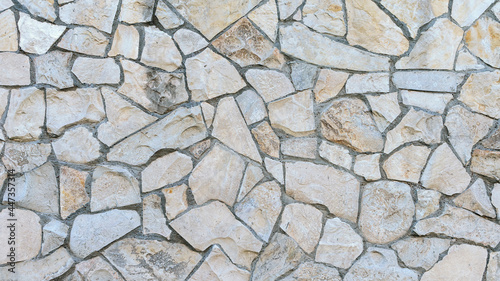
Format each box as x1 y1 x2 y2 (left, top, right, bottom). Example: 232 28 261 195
0 0 499 280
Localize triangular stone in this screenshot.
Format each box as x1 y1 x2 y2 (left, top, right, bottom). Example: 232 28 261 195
454 178 496 218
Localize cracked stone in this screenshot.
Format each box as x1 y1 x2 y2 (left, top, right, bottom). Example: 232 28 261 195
143 194 172 239
41 220 69 256
383 145 431 183
236 90 267 125
280 203 323 253
238 163 264 202
245 69 294 103
319 141 352 170
313 69 349 103
252 121 280 158
162 184 188 220
2 142 51 173
190 245 250 281
142 151 192 193
156 0 184 29
34 51 74 89
248 0 278 41
109 24 140 59
454 178 496 218
366 92 401 132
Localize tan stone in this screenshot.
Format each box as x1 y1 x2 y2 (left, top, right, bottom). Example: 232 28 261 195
34 51 73 89
303 0 345 36
190 245 250 281
53 127 101 164
265 157 284 184
5 87 44 140
456 48 485 71
416 189 441 220
313 69 349 103
401 90 453 114
268 90 316 137
142 152 192 193
2 142 51 173
483 127 500 150
72 57 120 84
238 163 264 201
383 145 431 183
280 203 323 253
0 53 30 86
142 194 171 239
281 138 316 159
18 13 65 54
60 166 89 219
59 0 119 33
119 0 154 23
319 141 352 170
141 26 182 71
459 70 500 119
248 0 278 41
173 29 207 55
367 92 401 132
0 209 41 265
252 121 280 158
188 139 211 159
454 178 496 218
282 262 341 281
57 27 109 56
471 149 500 181
345 73 390 94
245 69 294 103
466 16 500 68
162 184 188 220
156 0 184 29
0 9 18 51
353 153 381 181
391 238 451 270
109 24 139 59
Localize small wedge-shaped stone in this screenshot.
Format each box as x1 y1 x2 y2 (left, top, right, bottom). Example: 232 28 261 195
396 18 463 70
471 149 500 181
156 0 184 29
141 26 182 71
0 209 41 265
252 121 280 158
236 90 267 125
488 251 500 281
421 143 471 195
415 204 500 247
173 29 207 55
104 238 201 281
143 194 172 239
401 90 453 114
248 0 278 41
483 127 500 150
346 0 409 55
314 69 349 103
238 163 264 201
119 0 154 23
286 161 360 222
189 144 245 206
366 92 401 132
57 27 109 56
391 237 450 270
277 0 302 19
142 151 192 192
452 0 494 27
108 105 207 165
191 245 250 281
280 22 390 71
53 127 101 164
18 13 65 54
456 48 485 71
186 48 246 101
319 141 352 169
72 57 120 84
59 0 119 33
454 178 496 218
280 203 323 253
70 210 140 258
163 184 188 220
41 220 69 256
34 51 73 89
2 142 51 173
421 244 488 281
5 87 44 140
321 98 384 152
69 257 124 281
383 145 431 183
189 139 211 159
459 70 500 119
282 262 341 281
245 69 294 103
268 90 316 137
393 71 465 92
0 9 18 51
416 189 441 220
354 154 381 181
109 24 140 59
170 201 263 268
0 53 30 86
265 157 284 184
303 0 345 36
60 166 89 219
345 73 390 94
466 16 500 68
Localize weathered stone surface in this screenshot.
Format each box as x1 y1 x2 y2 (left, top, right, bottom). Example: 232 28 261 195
316 218 363 269
143 194 171 238
191 245 250 281
421 143 471 195
290 61 318 91
119 0 154 23
141 26 182 71
383 145 431 183
162 184 188 220
280 22 391 71
245 69 294 103
57 27 109 56
344 247 418 281
483 127 500 150
354 153 381 181
189 144 245 206
47 88 105 135
17 0 55 22
69 256 124 281
321 98 384 152
471 149 500 181
303 0 345 36
454 178 496 218
60 166 89 219
236 90 267 125
313 69 348 103
265 157 284 184
248 0 278 41
415 204 500 247
188 139 211 159
104 238 201 280
493 184 500 220
269 90 315 137
0 0 12 10
416 189 441 220
18 13 65 54
286 161 360 222
396 18 462 70
5 87 44 140
319 141 352 169
401 90 453 114
2 142 51 173
385 108 443 153
187 48 246 101
108 106 207 165
91 165 141 212
171 201 263 268
41 220 69 256
459 71 500 119
456 48 485 71
421 244 488 281
251 233 307 281
235 181 282 242
34 51 73 89
466 16 500 68
452 0 494 27
70 210 140 258
201 102 215 127
277 0 302 19
0 9 18 51
53 127 101 164
345 73 390 94
280 203 322 253
0 209 41 265
488 251 500 281
238 163 264 201
72 57 120 84
367 92 401 132
0 53 30 86
59 0 119 33
142 152 192 193
109 24 139 59
282 261 342 281
393 71 465 92
252 121 280 158
282 138 316 159
156 0 184 29
391 238 450 270
173 28 207 55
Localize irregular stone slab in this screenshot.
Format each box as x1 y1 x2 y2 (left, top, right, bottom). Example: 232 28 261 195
248 0 278 41
60 166 89 219
316 217 363 269
345 247 418 281
17 0 56 21
280 203 322 253
34 51 73 89
281 138 316 159
0 9 18 51
319 141 352 169
238 163 264 201
346 0 408 55
70 210 140 258
268 90 316 137
454 178 496 218
156 0 184 29
421 244 488 281
46 88 105 135
109 24 139 59
321 97 383 152
383 145 431 183
141 26 182 71
68 256 124 281
493 184 500 220
2 142 51 173
59 0 119 33
53 127 101 164
359 180 414 244
252 121 280 158
385 108 443 153
416 189 441 220
119 0 154 23
173 28 207 55
72 57 120 84
0 209 41 265
162 184 188 220
104 238 201 281
201 102 215 127
188 139 211 159
456 48 485 71
190 245 250 281
346 73 390 94
57 26 109 56
91 165 141 212
251 233 307 281
280 22 390 71
142 152 192 192
366 92 401 132
5 87 44 140
393 71 465 92
265 157 284 184
415 204 500 247
282 261 341 281
471 149 500 181
488 251 500 281
143 194 171 238
313 69 348 103
108 106 207 165
189 144 245 206
483 127 500 150
396 18 463 69
286 161 360 222
354 153 381 181
466 16 500 68
0 53 30 86
277 0 302 19
236 90 267 125
187 48 246 101
401 90 453 113
212 17 285 69
170 201 263 268
245 69 294 103
459 70 500 119
18 13 65 54
452 0 494 27
421 143 471 195
303 0 345 36
391 237 450 270
41 220 69 256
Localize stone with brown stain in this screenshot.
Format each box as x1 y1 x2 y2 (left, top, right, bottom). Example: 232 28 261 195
60 166 89 219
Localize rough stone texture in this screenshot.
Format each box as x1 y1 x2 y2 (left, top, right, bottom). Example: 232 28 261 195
141 26 182 71
391 237 451 270
53 127 101 164
41 220 69 256
268 90 315 137
248 0 278 41
280 203 323 253
109 24 140 59
488 251 500 281
252 121 281 158
119 0 154 23
459 70 500 119
162 184 188 220
72 57 121 84
173 28 207 55
2 142 51 173
456 48 485 71
156 0 184 29
319 141 352 169
383 145 431 183
0 9 17 51
67 256 124 281
290 61 318 91
190 245 250 281
415 188 441 220
401 90 453 114
393 71 465 92
34 51 74 89
466 16 500 68
366 92 401 132
238 163 264 201
483 127 500 150
0 53 30 86
282 261 341 281
60 166 89 219
236 90 267 125
345 72 390 94
5 87 44 140
454 178 496 218
0 209 41 265
142 152 192 193
188 139 211 159
354 153 381 181
59 0 120 33
493 184 500 220
313 69 349 103
142 194 172 239
470 149 500 181
281 138 317 159
18 13 65 54
201 102 215 127
245 69 295 103
303 0 345 36
265 157 284 184
57 27 109 56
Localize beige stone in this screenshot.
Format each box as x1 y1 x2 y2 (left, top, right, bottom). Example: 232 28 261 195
57 27 109 56
201 102 215 127
53 127 101 164
0 53 30 86
60 166 89 219
119 0 154 23
303 0 345 36
383 145 431 183
416 189 441 220
391 238 451 270
0 9 18 51
466 16 500 68
173 29 207 55
190 245 250 281
280 203 322 253
345 73 390 94
34 51 73 89
162 184 188 220
452 0 494 27
393 71 465 92
236 90 267 125
313 69 349 103
401 90 453 114
454 178 496 218
188 139 211 159
109 24 139 59
156 0 184 29
471 149 500 181
248 0 278 41
245 69 294 103
41 220 69 256
18 13 65 54
70 257 124 281
142 152 192 193
282 262 341 281
2 142 51 173
265 157 284 184
238 163 264 201
281 138 316 159
353 153 381 181
493 184 500 220
456 48 485 71
141 26 182 71
268 90 316 137
277 0 302 19
252 121 280 158
459 70 500 119
72 57 120 84
483 127 500 150
367 92 401 132
488 251 500 281
0 209 41 265
142 194 171 239
319 141 352 170
59 0 120 33
5 87 44 140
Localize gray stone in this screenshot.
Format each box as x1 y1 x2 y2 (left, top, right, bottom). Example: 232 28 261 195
281 138 317 159
391 237 451 270
487 251 500 281
393 71 465 92
41 220 69 256
236 90 267 125
345 73 390 94
290 61 318 91
401 90 453 114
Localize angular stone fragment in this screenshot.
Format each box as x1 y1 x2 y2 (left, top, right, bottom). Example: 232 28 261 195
155 0 184 29
245 69 294 103
385 108 443 153
345 73 390 94
401 90 453 114
321 98 383 152
265 157 284 184
142 152 192 193
452 0 494 27
483 127 500 150
493 184 500 220
236 90 267 125
108 106 207 165
280 203 322 253
281 138 316 159
367 92 401 132
57 27 109 56
119 0 154 23
53 127 101 164
383 145 431 183
354 154 381 181
0 209 41 265
396 18 463 70
277 0 302 19
471 149 500 180
143 194 172 238
17 0 56 21
313 69 348 103
290 61 318 91
68 257 124 281
466 16 500 68
459 71 500 119
415 204 500 247
238 163 264 201
2 142 51 173
319 141 352 169
72 57 120 84
162 184 188 220
188 139 211 159
416 189 441 220
18 13 65 54
235 181 282 242
0 9 18 51
248 0 278 41
454 178 496 218
41 220 69 256
60 166 89 219
286 161 360 222
141 26 182 71
201 102 215 127
303 0 345 36
5 87 44 140
456 48 485 71
173 29 207 55
34 51 73 89
0 53 30 86
393 71 465 92
268 91 315 137
488 251 500 281
190 245 251 281
59 0 119 33
282 262 341 281
170 201 263 268
109 24 139 59
252 121 280 158
280 22 391 71
391 238 451 270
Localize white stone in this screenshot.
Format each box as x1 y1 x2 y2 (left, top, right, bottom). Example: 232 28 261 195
69 257 124 281
303 0 345 36
57 27 109 56
0 0 12 10
109 24 139 59
366 92 401 132
383 145 431 183
156 0 184 29
452 0 494 27
454 178 496 218
277 0 302 19
0 209 41 265
119 0 154 23
488 251 500 281
456 48 485 71
252 121 280 158
18 13 65 54
354 154 381 181
190 245 250 281
248 0 278 41
141 26 182 71
401 90 453 113
282 262 341 281
313 69 349 103
53 127 101 164
34 51 74 89
0 9 18 51
393 71 465 92
466 16 500 68
459 70 500 119
281 138 316 159
60 167 89 219
319 141 352 170
5 87 44 140
238 163 264 201
2 142 51 173
391 238 451 270
345 73 390 94
142 152 192 193
265 157 284 184
268 90 315 137
236 90 267 125
173 29 207 55
18 0 56 21
143 194 171 239
280 203 323 253
41 220 69 256
162 184 188 220
416 189 441 220
72 57 120 84
201 102 215 127
245 69 294 103
59 0 120 33
0 53 30 86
